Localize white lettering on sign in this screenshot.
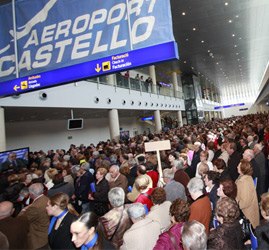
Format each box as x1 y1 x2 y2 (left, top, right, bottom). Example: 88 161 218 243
0 0 158 78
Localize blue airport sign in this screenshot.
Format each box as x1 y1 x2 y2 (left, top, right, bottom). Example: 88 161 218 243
0 41 178 97
214 103 245 110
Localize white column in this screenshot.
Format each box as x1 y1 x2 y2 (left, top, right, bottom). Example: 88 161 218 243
208 111 212 121
177 110 183 127
108 109 120 142
172 72 179 98
149 65 157 94
0 107 6 151
107 74 115 86
154 110 162 132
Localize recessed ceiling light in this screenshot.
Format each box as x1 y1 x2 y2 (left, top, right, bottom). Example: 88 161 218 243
225 2 229 6
193 27 196 31
235 15 239 18
232 34 235 37
186 38 189 41
201 40 205 43
182 12 186 15
229 20 232 23
234 45 237 47
216 62 219 65
208 50 211 53
236 52 239 55
184 61 187 64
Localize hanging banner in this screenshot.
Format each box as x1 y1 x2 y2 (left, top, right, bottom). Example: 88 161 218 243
0 0 178 96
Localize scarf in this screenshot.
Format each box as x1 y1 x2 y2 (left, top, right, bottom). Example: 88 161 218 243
81 233 98 250
48 209 68 235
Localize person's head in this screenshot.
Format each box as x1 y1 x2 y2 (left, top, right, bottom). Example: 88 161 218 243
181 221 207 250
253 143 263 155
80 162 90 173
198 163 209 177
217 179 237 199
45 168 58 183
137 165 147 175
240 138 247 147
227 142 237 155
46 192 69 216
215 197 240 224
213 158 226 173
52 173 64 185
237 159 253 176
28 183 44 199
199 151 208 162
203 171 219 187
163 168 174 184
96 167 107 181
8 152 17 161
70 212 99 248
108 187 125 208
7 174 19 185
260 192 269 220
187 177 204 200
127 203 145 223
243 149 254 162
134 175 150 192
247 135 254 143
170 198 190 223
0 201 14 219
172 159 184 172
151 187 166 205
168 152 178 162
109 165 120 179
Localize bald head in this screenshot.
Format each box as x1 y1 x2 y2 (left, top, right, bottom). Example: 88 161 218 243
0 201 14 219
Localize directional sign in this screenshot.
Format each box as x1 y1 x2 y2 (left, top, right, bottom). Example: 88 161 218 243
0 41 178 97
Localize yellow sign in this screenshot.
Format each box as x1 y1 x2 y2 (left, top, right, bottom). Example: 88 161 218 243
102 61 111 71
21 81 28 90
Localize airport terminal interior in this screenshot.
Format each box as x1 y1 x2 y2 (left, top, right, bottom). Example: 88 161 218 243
0 1 269 250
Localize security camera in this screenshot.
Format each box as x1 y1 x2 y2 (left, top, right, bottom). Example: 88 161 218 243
39 91 47 100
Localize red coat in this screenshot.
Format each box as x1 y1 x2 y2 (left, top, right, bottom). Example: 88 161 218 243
147 171 159 188
135 188 154 211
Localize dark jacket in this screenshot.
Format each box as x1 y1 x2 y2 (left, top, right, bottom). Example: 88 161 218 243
49 212 78 250
208 220 245 250
92 178 109 216
48 182 74 198
255 220 269 250
227 151 241 181
74 171 94 202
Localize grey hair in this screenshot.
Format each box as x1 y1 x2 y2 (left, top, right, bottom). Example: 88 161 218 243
28 183 44 197
244 149 254 160
127 203 145 220
187 177 204 194
181 221 207 250
110 165 120 172
163 168 174 180
254 143 263 152
108 187 125 208
80 162 90 171
173 159 184 170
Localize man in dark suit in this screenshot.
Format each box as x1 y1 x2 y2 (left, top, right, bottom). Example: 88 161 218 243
227 142 242 181
1 152 26 173
20 183 50 249
0 201 29 249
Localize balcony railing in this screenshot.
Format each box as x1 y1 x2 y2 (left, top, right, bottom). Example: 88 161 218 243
86 74 184 99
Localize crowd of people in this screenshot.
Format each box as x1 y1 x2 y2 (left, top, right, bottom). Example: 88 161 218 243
0 112 269 249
